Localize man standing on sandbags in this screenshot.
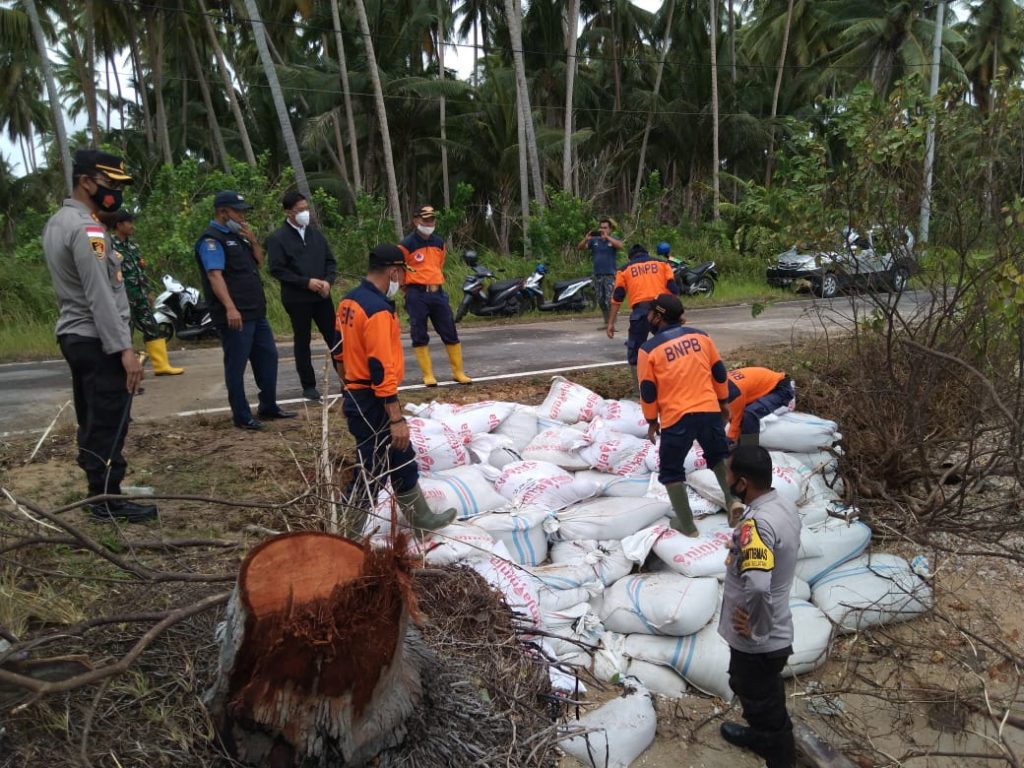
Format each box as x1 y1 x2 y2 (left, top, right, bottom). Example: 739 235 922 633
638 294 741 536
334 244 456 535
606 244 678 390
718 445 800 768
725 367 795 447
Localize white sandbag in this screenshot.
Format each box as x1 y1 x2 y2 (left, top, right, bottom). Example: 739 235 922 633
541 602 604 662
786 599 833 676
624 660 688 698
473 507 550 566
421 465 508 519
577 422 655 476
494 404 539 451
607 629 733 702
786 449 840 475
521 426 592 470
539 540 633 590
647 474 721 518
559 685 656 768
416 400 515 440
537 375 606 424
575 470 650 498
539 585 595 612
795 517 873 585
548 659 587 694
597 399 649 437
407 417 471 472
641 439 708 475
465 431 515 464
493 460 599 510
770 465 805 507
488 446 523 469
598 573 720 636
419 523 498 565
623 518 734 578
549 540 634 581
546 497 671 542
760 411 841 452
791 576 812 601
469 546 543 628
811 553 933 633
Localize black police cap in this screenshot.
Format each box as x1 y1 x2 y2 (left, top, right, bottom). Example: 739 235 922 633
72 149 133 184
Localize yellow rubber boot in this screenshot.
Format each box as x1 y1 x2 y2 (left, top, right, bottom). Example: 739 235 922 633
145 338 184 375
445 343 472 384
414 346 437 387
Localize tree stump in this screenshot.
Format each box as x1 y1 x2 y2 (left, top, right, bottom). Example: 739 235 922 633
204 532 428 767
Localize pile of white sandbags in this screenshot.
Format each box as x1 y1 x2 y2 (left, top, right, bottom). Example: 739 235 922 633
363 376 932 767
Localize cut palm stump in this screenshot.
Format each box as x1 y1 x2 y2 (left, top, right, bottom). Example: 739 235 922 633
203 531 429 767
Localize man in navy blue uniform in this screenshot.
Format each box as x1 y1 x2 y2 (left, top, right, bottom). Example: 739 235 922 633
194 190 295 430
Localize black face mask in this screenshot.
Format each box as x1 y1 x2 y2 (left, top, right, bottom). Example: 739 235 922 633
90 182 123 213
730 480 746 504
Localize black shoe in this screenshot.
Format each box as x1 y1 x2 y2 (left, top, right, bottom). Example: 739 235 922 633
720 721 759 750
302 387 322 402
258 408 297 420
89 499 158 523
235 417 264 431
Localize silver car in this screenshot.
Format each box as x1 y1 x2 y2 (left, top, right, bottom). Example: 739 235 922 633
766 227 916 299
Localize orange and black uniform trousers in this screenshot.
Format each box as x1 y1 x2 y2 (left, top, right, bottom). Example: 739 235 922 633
638 323 730 484
611 254 677 365
399 232 459 348
335 279 418 498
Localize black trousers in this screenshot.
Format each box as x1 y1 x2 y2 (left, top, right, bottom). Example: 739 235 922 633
58 334 131 496
282 297 339 389
728 646 796 768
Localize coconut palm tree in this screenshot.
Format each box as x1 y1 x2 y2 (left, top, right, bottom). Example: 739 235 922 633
243 0 311 198
23 0 70 194
353 0 404 236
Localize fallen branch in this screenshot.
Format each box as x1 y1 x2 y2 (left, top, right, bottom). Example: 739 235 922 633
0 591 229 711
27 399 71 463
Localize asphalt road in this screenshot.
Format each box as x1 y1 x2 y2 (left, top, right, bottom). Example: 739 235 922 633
0 292 921 435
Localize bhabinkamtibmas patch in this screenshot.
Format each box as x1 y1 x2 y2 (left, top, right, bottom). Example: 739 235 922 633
739 519 774 572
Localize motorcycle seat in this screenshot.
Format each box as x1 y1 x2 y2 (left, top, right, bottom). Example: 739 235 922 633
553 278 585 292
688 261 715 272
488 278 522 295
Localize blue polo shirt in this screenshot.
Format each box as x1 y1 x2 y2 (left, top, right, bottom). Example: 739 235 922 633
197 220 231 272
587 236 619 275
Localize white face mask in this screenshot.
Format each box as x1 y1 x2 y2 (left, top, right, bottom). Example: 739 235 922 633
417 224 435 237
294 210 310 227
387 279 400 298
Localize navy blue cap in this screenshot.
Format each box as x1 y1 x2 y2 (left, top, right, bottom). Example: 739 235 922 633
652 293 683 322
213 190 252 210
72 149 134 183
368 243 413 270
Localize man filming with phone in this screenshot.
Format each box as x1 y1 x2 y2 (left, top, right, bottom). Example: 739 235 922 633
577 218 623 328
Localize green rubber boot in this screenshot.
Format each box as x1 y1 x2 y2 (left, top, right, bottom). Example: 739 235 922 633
665 482 699 537
711 460 745 526
397 484 456 535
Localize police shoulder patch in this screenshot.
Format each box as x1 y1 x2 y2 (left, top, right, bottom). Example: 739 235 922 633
205 239 218 251
739 519 774 572
85 225 106 258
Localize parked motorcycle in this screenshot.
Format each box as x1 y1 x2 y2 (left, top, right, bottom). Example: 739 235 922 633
529 263 595 312
671 259 718 298
152 274 218 340
454 252 534 322
657 241 718 298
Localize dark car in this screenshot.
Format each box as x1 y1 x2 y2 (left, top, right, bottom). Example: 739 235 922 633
766 227 916 299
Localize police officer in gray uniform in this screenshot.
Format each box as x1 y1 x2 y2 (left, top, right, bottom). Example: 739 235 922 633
718 445 800 767
43 150 157 522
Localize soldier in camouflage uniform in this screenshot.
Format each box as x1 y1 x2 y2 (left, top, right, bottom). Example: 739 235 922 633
106 210 184 375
